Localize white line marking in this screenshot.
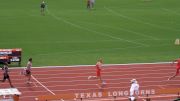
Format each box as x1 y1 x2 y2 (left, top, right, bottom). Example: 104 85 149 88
30 80 180 88
3 75 180 86
9 61 171 69
104 7 180 32
162 8 180 16
30 72 173 78
33 82 38 87
7 62 177 96
10 66 174 78
46 8 148 47
20 94 178 101
31 68 174 74
78 20 159 40
19 83 180 92
31 75 55 95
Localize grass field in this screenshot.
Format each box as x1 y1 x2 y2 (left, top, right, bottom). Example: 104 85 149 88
0 0 180 66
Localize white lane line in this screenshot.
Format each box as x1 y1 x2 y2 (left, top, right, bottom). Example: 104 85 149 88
31 72 173 77
10 67 174 77
4 75 179 86
8 75 170 81
20 93 178 101
20 83 180 93
9 61 171 69
31 75 55 95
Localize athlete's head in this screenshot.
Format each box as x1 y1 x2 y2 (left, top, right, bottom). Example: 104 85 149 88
4 62 8 66
29 58 32 62
131 79 137 84
98 58 103 63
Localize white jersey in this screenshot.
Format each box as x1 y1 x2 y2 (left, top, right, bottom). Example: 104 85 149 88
27 61 32 70
130 82 139 96
90 0 95 3
2 65 8 74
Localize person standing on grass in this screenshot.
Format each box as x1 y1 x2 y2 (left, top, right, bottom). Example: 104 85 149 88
26 58 32 84
90 0 95 9
40 0 46 15
87 0 91 10
168 57 180 80
0 62 14 87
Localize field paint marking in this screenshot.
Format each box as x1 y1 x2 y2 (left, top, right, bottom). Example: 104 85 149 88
20 94 176 101
0 38 171 44
46 8 148 47
78 20 159 40
11 34 170 56
104 7 180 32
158 85 166 89
31 75 55 95
162 8 180 16
33 82 38 87
94 94 179 101
21 83 180 92
13 63 177 100
30 46 145 57
17 83 180 93
13 81 179 90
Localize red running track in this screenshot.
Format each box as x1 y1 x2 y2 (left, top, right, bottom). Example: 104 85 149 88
0 62 180 101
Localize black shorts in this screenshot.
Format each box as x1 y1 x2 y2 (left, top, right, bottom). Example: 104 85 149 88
26 69 31 75
3 74 9 80
41 4 45 8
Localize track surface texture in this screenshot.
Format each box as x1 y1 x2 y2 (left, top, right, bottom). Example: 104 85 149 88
0 62 180 101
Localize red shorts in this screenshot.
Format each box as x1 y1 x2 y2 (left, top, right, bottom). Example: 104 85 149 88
175 68 180 76
96 70 101 77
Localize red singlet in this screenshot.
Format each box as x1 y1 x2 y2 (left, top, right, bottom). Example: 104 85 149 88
96 63 101 77
175 59 180 75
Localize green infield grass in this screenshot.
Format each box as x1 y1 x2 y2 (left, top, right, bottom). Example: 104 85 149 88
0 0 180 66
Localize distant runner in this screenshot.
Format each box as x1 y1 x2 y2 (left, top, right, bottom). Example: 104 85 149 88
168 57 180 80
0 62 14 87
25 58 32 84
40 0 46 15
88 58 106 89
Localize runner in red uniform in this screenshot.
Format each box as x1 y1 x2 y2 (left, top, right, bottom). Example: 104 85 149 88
168 58 180 80
88 58 105 89
96 59 106 89
96 59 103 81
